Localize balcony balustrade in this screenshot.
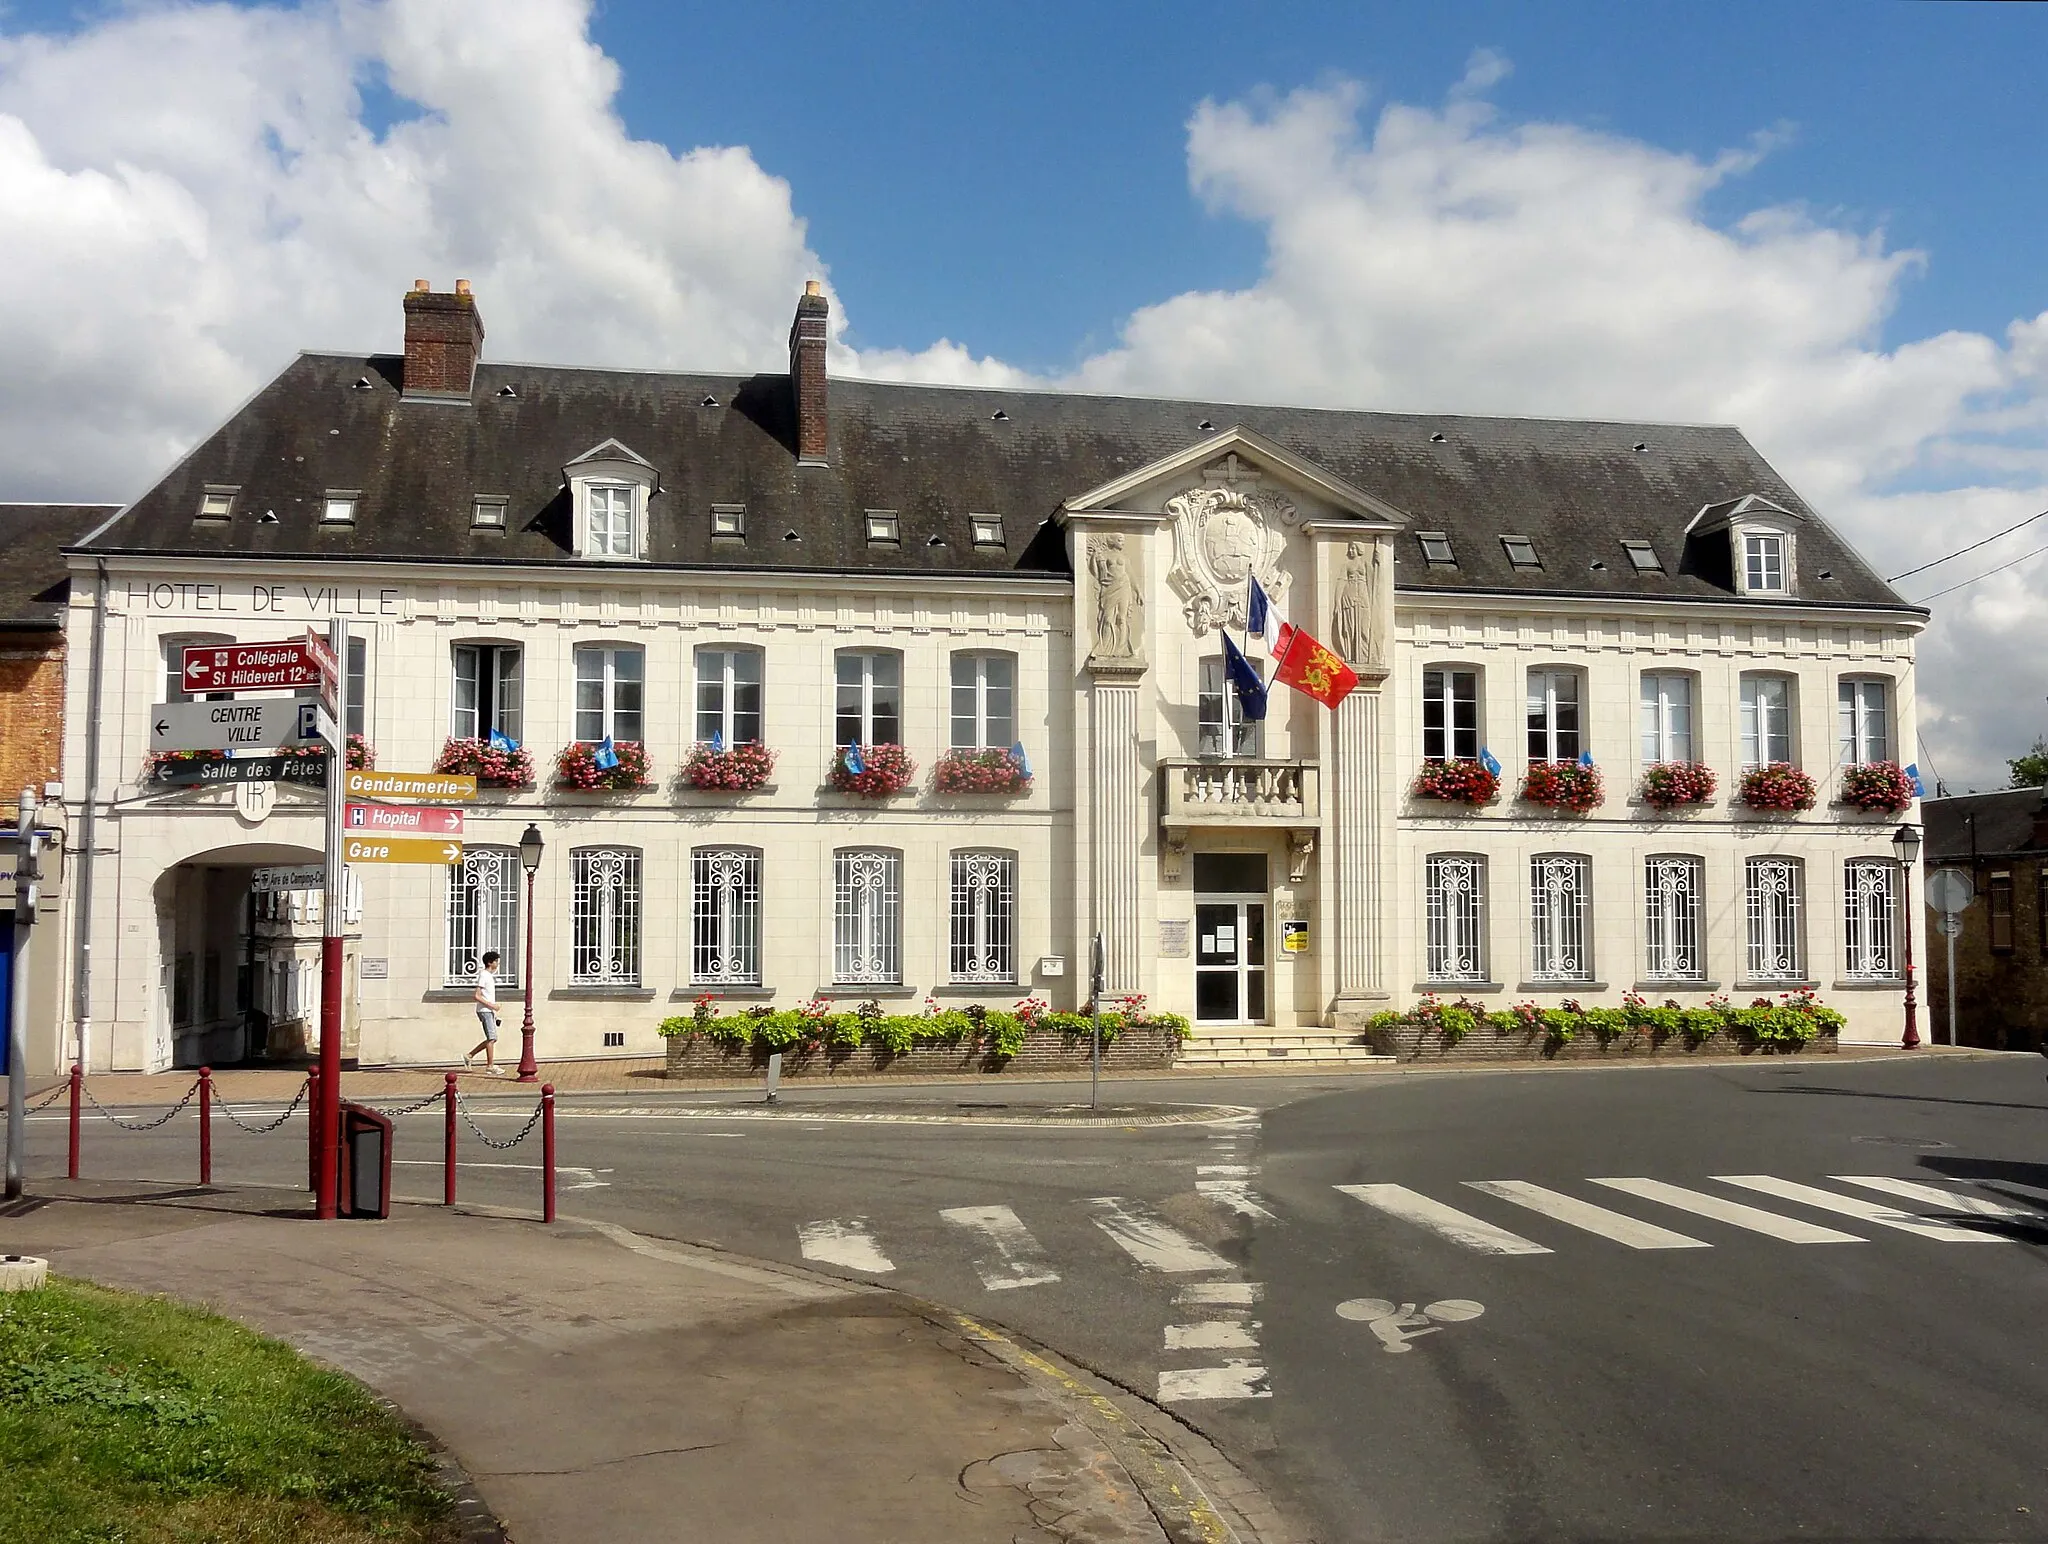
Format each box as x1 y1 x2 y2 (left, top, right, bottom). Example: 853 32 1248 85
1158 757 1321 881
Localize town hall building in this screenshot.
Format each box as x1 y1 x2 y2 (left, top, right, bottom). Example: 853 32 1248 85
42 280 1928 1074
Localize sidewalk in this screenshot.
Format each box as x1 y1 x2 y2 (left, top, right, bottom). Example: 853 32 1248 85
2 1180 1274 1544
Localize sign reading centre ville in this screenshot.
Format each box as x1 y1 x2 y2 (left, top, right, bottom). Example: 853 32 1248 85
344 770 477 802
343 835 463 866
346 801 464 836
150 698 332 754
180 639 331 694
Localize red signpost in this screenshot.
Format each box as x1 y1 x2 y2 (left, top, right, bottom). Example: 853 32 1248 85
344 801 464 835
180 640 334 696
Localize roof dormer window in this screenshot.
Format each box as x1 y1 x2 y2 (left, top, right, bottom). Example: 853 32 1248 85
865 510 900 544
322 491 359 525
562 438 657 561
1744 532 1786 593
1501 535 1540 569
472 495 507 530
196 486 236 523
711 504 746 539
1418 531 1456 567
969 513 1005 547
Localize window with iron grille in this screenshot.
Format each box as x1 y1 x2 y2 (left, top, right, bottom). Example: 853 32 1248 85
695 648 763 746
452 644 522 742
1744 856 1804 981
446 847 521 987
833 849 901 985
574 645 644 743
1425 854 1487 982
1422 668 1479 762
1740 675 1794 767
1640 673 1695 764
949 851 1015 984
835 651 901 747
691 848 761 986
1526 669 1582 763
1837 679 1889 766
1529 855 1592 982
570 848 641 986
1842 859 1899 980
950 652 1016 750
1643 856 1704 981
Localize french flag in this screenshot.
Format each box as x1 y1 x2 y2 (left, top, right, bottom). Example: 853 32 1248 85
1248 575 1290 656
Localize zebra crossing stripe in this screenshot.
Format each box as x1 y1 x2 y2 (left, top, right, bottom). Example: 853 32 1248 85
1829 1176 2036 1220
796 1218 896 1273
1589 1178 1866 1243
1335 1183 1552 1255
1165 1321 1260 1351
1086 1197 1232 1272
1713 1176 2007 1242
1158 1362 1271 1401
1197 1178 1277 1221
938 1205 1061 1290
1466 1181 1711 1250
1178 1281 1262 1307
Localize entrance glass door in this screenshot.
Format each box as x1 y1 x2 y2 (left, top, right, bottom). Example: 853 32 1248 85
1195 900 1267 1023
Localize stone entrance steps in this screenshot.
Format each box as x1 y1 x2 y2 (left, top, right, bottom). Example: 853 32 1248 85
1178 1026 1393 1069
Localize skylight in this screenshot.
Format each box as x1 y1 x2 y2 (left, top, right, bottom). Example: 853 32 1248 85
969 514 1004 547
1417 531 1456 566
1501 536 1540 569
196 487 236 522
710 504 746 538
1622 540 1662 573
865 510 900 543
322 492 359 525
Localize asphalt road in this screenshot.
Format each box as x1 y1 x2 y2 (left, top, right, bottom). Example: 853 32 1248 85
12 1054 2048 1543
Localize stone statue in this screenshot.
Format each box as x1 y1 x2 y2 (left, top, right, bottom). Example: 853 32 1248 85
1330 539 1385 670
1089 533 1144 661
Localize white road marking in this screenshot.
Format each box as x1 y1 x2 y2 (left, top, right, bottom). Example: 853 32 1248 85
1335 1183 1553 1255
1165 1321 1260 1351
1197 1178 1277 1221
1197 1164 1252 1176
796 1217 896 1273
1830 1175 2036 1220
1714 1176 2007 1242
391 1159 612 1191
1589 1178 1866 1243
1336 1297 1486 1352
1158 1362 1270 1401
1465 1181 1711 1250
1177 1281 1263 1307
1086 1197 1232 1272
938 1205 1061 1290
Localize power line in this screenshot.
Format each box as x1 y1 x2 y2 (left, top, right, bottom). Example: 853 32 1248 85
1888 505 2048 583
1912 539 2048 603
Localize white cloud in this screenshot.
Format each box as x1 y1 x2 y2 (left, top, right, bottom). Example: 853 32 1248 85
0 5 2039 783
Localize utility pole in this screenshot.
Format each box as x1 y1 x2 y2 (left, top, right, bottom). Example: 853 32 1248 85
8 785 43 1200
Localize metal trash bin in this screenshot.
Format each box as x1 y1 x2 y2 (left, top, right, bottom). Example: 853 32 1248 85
337 1102 393 1220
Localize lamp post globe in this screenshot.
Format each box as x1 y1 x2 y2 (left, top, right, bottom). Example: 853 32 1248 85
1891 823 1921 1050
516 824 544 1082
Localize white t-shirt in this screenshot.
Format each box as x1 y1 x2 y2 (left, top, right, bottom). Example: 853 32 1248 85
474 965 499 1009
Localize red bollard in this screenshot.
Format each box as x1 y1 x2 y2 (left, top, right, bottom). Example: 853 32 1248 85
198 1068 212 1186
540 1084 556 1224
443 1072 458 1206
306 1067 320 1195
67 1064 81 1180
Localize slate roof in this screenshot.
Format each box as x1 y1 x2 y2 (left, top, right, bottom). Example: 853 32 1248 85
80 351 1915 612
1925 789 2048 861
0 503 120 628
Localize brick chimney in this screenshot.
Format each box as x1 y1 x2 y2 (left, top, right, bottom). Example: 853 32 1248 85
402 278 485 398
788 280 829 464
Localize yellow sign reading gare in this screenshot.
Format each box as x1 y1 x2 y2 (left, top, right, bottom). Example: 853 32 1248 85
343 835 464 867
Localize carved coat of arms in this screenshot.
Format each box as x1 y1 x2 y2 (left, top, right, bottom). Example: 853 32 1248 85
1164 481 1295 633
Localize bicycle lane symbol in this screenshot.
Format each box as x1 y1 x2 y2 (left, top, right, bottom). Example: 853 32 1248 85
1336 1297 1485 1353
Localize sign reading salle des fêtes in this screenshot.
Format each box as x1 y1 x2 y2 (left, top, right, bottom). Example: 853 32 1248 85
124 579 402 617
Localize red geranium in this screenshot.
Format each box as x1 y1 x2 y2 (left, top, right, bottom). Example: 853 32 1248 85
1838 760 1914 813
436 737 535 789
933 747 1031 795
1520 759 1605 813
1412 760 1500 806
682 741 777 792
1740 762 1817 813
1639 761 1717 810
827 742 915 798
556 740 651 792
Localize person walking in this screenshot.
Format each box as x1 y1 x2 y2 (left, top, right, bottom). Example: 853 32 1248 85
464 950 505 1074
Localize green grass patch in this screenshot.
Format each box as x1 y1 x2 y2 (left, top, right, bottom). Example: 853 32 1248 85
0 1277 460 1544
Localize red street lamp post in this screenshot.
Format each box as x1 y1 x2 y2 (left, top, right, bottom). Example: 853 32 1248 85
516 822 544 1082
1892 822 1922 1050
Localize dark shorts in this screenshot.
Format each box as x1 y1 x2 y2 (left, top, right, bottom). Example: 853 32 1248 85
476 1007 499 1041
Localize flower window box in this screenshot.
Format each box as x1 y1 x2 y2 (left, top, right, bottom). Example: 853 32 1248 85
556 739 651 792
1837 760 1914 814
1639 761 1717 811
933 747 1031 796
1520 759 1604 813
683 741 777 792
436 736 535 789
1739 762 1817 813
827 742 916 799
1411 759 1500 806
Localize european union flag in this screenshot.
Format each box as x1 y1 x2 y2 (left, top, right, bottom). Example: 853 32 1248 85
1011 740 1032 779
1480 747 1502 777
1905 762 1925 797
1220 632 1268 722
488 728 518 753
592 736 620 771
843 740 866 776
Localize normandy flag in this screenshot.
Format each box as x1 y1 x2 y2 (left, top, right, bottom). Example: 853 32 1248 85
1270 622 1360 710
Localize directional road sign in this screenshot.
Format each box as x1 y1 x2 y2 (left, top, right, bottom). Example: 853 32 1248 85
150 698 332 754
342 835 463 866
181 640 330 695
345 800 464 836
251 864 326 892
344 770 477 802
148 754 328 789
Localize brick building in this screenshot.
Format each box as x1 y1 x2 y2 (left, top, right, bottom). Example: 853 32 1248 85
1924 789 2048 1051
0 504 118 817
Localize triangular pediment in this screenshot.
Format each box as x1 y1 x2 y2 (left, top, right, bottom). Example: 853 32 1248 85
563 437 657 473
1685 492 1803 536
1059 424 1407 529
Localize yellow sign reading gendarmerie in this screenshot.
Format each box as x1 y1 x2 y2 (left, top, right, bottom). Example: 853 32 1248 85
344 770 478 802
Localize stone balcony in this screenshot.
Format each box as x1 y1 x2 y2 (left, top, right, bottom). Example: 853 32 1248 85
1158 757 1321 880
